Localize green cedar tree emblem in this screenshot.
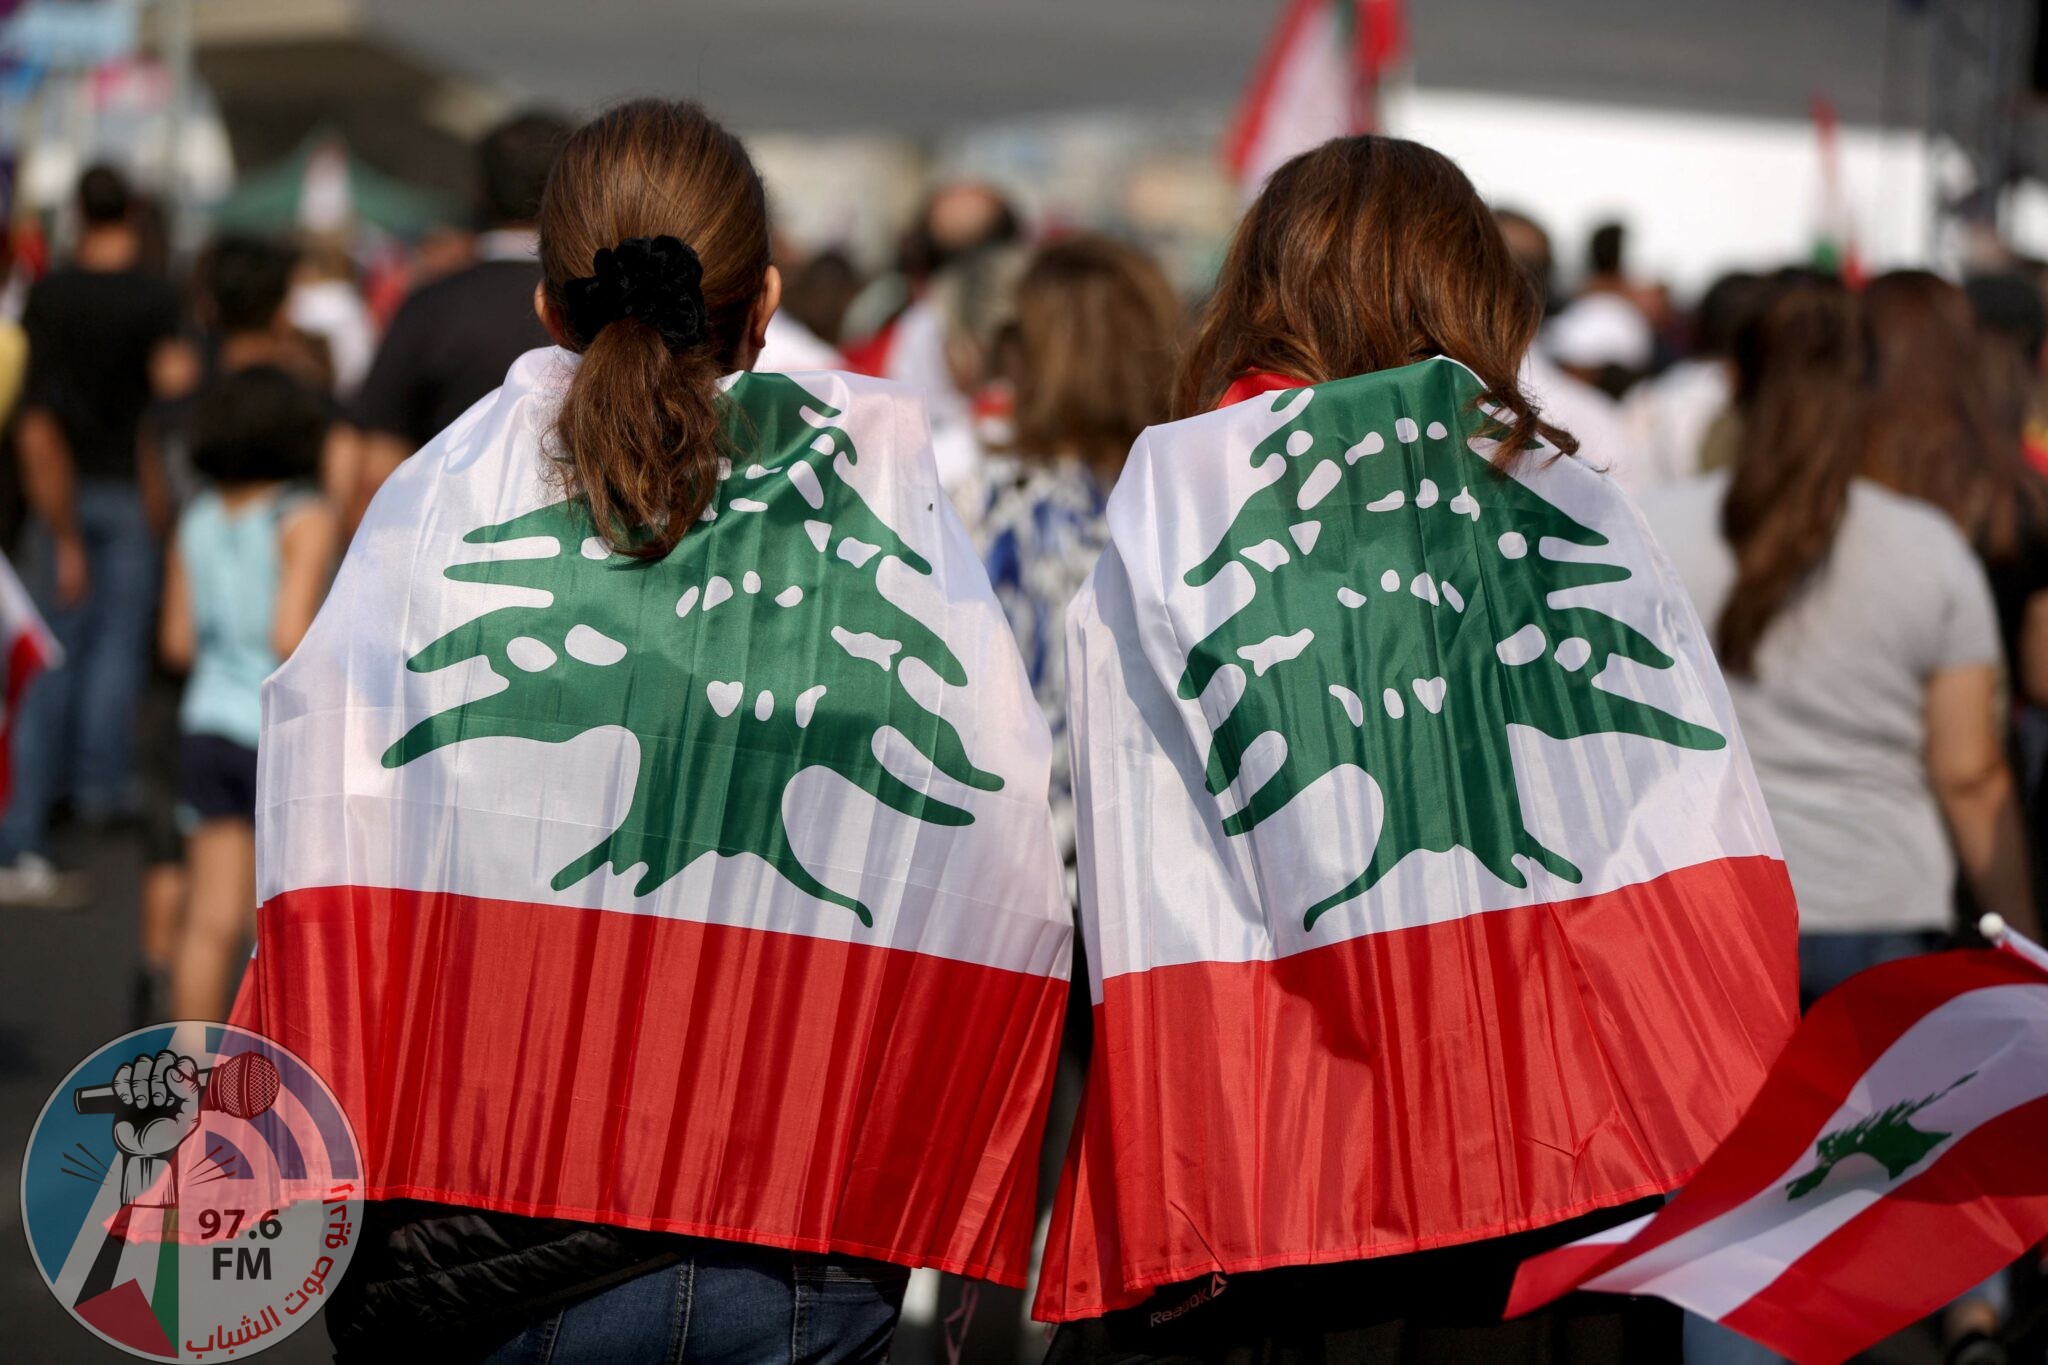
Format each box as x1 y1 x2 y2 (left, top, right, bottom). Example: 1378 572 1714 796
382 372 1000 926
1784 1072 1976 1199
1180 359 1725 929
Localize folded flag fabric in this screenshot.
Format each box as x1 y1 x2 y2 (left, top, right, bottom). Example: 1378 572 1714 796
0 550 57 813
1507 936 2048 1365
1036 356 1799 1320
233 351 1072 1284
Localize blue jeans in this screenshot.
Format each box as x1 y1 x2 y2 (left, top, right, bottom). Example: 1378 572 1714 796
1797 930 1945 1008
0 479 160 858
480 1241 910 1365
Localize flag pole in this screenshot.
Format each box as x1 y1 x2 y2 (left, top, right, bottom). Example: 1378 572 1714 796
1978 913 2048 975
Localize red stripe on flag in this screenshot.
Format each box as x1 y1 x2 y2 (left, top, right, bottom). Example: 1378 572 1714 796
1223 0 1327 180
1507 949 2048 1317
1037 854 1797 1320
236 885 1066 1284
1719 1093 2048 1365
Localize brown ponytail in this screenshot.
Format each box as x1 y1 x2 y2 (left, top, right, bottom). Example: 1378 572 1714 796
539 100 770 558
1716 271 1866 675
1173 135 1573 469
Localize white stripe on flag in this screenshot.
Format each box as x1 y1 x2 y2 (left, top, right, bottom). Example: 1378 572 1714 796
1584 982 2048 1318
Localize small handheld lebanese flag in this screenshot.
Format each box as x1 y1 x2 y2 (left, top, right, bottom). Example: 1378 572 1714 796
1508 922 2048 1364
235 351 1072 1284
1225 0 1407 196
0 552 58 812
1035 357 1798 1320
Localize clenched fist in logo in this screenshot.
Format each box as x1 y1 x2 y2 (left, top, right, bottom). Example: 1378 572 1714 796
110 1050 201 1206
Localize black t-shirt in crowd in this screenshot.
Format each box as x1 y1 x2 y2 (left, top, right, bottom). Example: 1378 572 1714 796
21 265 180 481
351 258 552 449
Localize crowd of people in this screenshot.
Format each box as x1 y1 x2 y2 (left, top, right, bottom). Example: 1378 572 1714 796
6 96 2048 1362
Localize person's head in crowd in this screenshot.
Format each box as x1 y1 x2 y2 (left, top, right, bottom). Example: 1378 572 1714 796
1545 290 1652 397
900 183 1022 283
477 109 573 232
188 364 330 489
783 249 862 347
1007 234 1182 477
933 243 1028 404
1693 271 1765 360
1861 269 2041 560
1587 221 1626 282
1177 136 1573 467
76 163 132 230
203 234 299 338
1715 269 1864 674
1964 270 2048 456
1492 206 1555 315
537 98 776 560
72 164 146 272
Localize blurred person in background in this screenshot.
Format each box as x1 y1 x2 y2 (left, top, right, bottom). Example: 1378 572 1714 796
1643 276 2034 1363
290 234 378 397
1493 207 1641 495
0 165 186 903
1861 271 2048 711
131 232 329 1018
928 241 1029 510
158 366 336 1019
194 234 329 389
1868 272 2048 960
346 109 569 527
0 229 26 428
1623 270 1764 488
1966 268 2048 475
978 234 1179 872
782 246 863 351
952 233 1180 1361
1640 270 2036 1012
1543 221 1655 399
842 181 1022 419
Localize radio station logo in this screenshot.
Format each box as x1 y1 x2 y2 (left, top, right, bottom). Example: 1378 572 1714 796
19 1023 363 1360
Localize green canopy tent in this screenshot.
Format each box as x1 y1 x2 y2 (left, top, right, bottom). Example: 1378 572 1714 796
210 133 457 239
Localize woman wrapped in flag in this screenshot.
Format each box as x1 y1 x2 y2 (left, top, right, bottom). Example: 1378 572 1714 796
233 99 1073 1361
1037 136 1799 1361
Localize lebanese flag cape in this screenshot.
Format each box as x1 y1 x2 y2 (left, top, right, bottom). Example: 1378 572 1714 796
1508 934 2048 1364
0 552 57 812
233 350 1072 1284
1035 357 1799 1321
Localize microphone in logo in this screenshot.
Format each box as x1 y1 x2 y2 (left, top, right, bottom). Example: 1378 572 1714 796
72 1050 281 1121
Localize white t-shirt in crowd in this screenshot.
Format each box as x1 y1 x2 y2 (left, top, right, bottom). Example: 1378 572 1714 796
1520 350 1641 495
1640 472 2003 935
1622 357 1731 490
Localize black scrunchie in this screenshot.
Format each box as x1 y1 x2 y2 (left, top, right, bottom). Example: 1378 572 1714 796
562 235 707 353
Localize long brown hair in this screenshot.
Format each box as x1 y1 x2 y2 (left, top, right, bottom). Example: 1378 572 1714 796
1009 234 1184 475
1716 271 1866 675
1173 135 1572 467
540 99 770 558
1862 269 2048 564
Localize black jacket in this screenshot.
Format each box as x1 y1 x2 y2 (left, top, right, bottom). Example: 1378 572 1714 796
329 1198 681 1360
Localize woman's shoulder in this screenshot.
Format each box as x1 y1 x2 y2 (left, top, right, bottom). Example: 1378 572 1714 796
1843 478 1975 553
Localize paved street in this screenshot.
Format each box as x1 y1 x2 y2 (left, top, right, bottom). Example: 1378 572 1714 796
0 820 331 1364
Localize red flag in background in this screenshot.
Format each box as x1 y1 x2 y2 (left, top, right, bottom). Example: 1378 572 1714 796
1810 95 1866 287
0 554 56 812
1509 924 2048 1364
1225 0 1409 197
